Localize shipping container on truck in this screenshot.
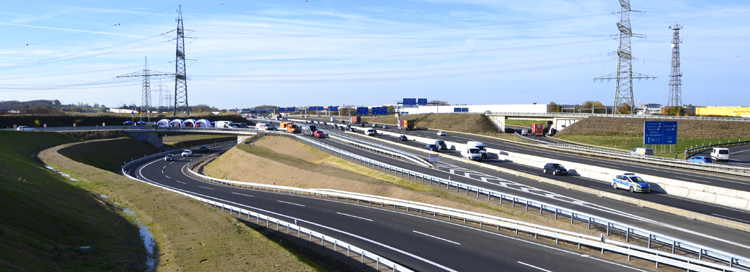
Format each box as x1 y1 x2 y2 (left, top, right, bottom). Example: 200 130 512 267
398 119 414 130
351 116 361 123
531 123 544 136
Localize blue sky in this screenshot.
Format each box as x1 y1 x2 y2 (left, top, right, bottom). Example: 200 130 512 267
0 0 747 109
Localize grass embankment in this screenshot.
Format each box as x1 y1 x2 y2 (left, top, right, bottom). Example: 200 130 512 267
555 117 750 158
162 135 237 149
0 131 147 271
41 137 320 271
204 136 612 237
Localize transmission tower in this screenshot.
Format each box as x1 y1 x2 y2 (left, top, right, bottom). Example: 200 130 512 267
117 57 173 113
668 21 683 108
594 0 655 114
173 5 189 117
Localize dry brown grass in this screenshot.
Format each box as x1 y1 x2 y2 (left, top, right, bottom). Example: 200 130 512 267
206 136 614 236
39 139 319 272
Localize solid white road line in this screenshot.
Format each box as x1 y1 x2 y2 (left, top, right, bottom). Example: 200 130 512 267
412 230 461 245
277 200 305 207
198 186 214 190
176 180 186 184
232 192 254 197
164 175 171 179
337 212 373 222
516 261 552 272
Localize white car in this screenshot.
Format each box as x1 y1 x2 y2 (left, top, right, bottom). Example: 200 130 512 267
710 148 730 162
437 131 446 136
16 126 36 131
164 154 175 161
181 150 192 157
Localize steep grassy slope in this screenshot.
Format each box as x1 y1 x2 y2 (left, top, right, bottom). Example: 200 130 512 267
0 131 147 271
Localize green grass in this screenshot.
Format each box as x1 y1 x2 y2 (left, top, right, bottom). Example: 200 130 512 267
505 120 545 128
58 137 160 172
0 131 147 271
162 135 237 149
558 135 744 159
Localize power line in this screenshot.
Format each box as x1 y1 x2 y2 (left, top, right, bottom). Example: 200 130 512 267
173 5 189 116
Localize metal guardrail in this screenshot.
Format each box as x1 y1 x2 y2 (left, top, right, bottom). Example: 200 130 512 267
185 153 740 272
510 131 750 176
95 126 747 269
263 131 750 270
120 142 412 272
686 140 750 158
326 132 432 167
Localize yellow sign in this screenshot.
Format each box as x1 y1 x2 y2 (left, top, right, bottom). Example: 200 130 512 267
696 107 750 117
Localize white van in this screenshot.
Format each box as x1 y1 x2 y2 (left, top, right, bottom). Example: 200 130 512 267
461 147 483 162
255 123 269 130
215 120 236 128
710 148 730 161
364 128 375 136
630 148 654 156
466 141 487 158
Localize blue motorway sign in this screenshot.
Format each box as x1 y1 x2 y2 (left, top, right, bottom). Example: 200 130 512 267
644 121 677 145
329 106 339 111
403 98 416 106
308 106 316 111
356 107 369 115
278 108 286 112
453 107 469 112
372 107 388 115
287 107 296 112
418 98 428 106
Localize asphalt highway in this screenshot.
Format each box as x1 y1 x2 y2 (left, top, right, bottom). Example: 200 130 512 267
305 128 750 258
289 117 750 191
128 147 643 272
693 145 750 167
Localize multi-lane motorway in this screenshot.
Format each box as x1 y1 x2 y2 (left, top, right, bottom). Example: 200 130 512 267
127 146 644 272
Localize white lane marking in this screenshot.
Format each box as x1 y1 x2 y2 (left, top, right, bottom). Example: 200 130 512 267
449 169 455 174
176 180 186 184
517 261 551 272
164 175 170 179
162 166 166 169
412 230 461 245
161 170 164 174
198 186 214 190
464 173 471 178
277 200 305 207
712 213 750 224
232 192 254 197
337 212 373 222
481 177 488 182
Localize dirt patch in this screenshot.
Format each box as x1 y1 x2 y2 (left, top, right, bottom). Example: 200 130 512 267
40 139 319 272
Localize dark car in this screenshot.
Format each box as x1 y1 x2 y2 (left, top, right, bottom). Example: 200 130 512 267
339 126 346 131
435 140 447 150
348 127 357 132
426 144 439 151
398 135 408 141
543 163 568 176
360 123 365 127
199 145 209 152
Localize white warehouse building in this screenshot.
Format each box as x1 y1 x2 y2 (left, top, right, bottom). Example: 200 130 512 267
398 104 547 115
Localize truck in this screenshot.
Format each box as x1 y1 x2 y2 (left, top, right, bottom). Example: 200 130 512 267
215 120 236 128
351 116 361 123
398 119 414 130
531 123 544 136
466 141 487 158
279 122 300 133
301 125 317 136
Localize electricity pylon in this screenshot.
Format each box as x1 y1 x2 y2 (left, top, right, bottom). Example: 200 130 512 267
594 0 655 114
117 57 173 117
668 21 683 108
173 5 189 117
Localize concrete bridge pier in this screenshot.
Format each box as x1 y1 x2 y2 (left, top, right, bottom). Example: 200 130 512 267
126 132 164 149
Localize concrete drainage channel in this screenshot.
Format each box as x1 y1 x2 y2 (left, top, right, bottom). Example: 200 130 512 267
184 151 740 271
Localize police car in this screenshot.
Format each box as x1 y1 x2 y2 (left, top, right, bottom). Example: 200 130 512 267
612 173 650 193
